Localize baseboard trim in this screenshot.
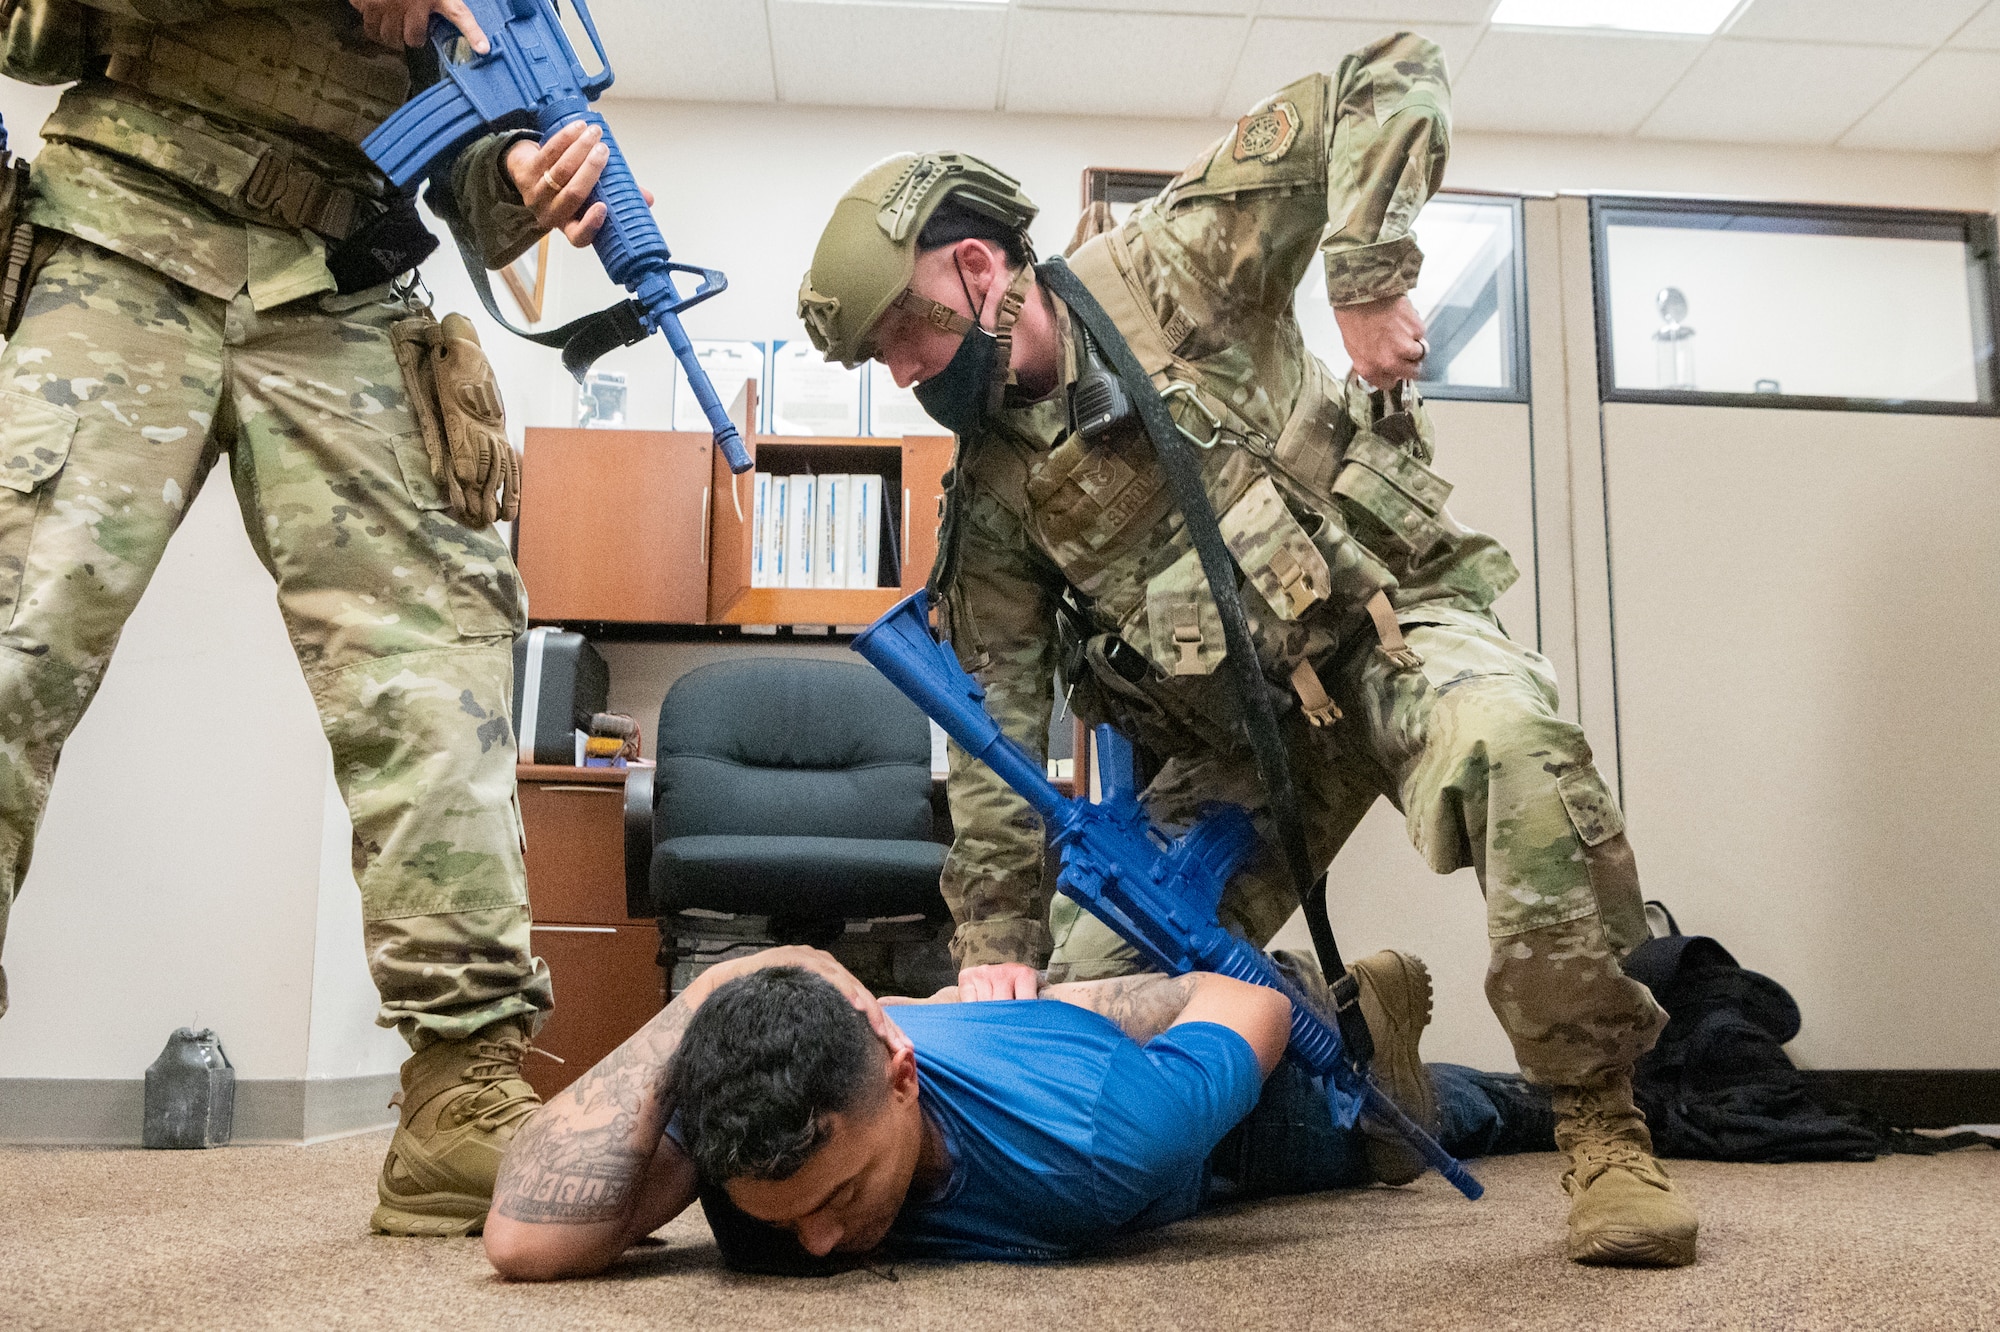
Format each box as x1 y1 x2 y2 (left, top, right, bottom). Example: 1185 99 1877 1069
1798 1069 2000 1129
0 1074 399 1145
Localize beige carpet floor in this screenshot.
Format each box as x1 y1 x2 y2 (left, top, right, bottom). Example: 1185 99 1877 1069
1 1130 1994 1331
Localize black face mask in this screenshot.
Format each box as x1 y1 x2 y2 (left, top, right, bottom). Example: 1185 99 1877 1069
912 257 1003 438
912 324 997 437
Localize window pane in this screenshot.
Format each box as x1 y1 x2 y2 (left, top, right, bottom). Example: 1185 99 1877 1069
1296 196 1522 397
1601 206 1993 406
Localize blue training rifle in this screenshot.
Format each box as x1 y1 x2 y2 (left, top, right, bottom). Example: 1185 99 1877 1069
853 591 1483 1201
362 0 751 473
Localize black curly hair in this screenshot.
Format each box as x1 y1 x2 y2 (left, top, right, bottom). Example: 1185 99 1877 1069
671 967 888 1185
917 197 1033 268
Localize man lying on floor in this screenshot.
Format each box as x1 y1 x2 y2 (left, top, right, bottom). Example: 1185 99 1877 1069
482 945 1553 1278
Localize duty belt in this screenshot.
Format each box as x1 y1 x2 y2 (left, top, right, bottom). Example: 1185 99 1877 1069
43 82 383 243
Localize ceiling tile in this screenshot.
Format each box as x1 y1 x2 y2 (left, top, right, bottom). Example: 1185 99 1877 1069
1262 0 1499 20
1002 10 1249 117
1224 19 1483 112
1639 39 1927 145
1947 1 2000 48
592 0 774 102
1727 0 1984 49
1451 29 1703 136
1839 48 2000 151
1020 0 1255 12
770 1 1004 111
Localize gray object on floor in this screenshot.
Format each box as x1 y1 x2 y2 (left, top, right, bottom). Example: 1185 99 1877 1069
143 1028 234 1150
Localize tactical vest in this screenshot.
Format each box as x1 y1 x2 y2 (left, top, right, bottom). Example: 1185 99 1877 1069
948 224 1517 755
24 0 406 241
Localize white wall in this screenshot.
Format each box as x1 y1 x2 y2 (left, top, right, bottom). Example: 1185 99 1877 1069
508 101 2000 436
1 74 1994 1096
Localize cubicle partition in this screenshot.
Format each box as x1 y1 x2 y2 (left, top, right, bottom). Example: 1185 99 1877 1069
1575 196 2000 1080
1292 190 2000 1096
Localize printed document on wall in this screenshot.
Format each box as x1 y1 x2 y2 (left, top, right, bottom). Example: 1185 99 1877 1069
673 340 766 433
867 362 936 437
770 340 863 436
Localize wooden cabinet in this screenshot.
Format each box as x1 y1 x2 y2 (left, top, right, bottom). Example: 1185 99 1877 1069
515 427 713 624
517 763 662 1100
518 380 953 627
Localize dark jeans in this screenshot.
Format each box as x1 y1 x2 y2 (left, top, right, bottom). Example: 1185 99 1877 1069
1206 1060 1557 1203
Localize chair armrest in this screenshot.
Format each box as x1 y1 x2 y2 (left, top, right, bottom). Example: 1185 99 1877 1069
623 764 656 920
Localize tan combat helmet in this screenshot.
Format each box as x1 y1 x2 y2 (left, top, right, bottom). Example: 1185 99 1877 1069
798 152 1039 368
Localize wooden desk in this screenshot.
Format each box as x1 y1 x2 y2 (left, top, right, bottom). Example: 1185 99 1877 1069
518 763 662 1100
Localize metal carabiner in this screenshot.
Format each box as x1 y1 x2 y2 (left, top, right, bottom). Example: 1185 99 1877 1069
1159 380 1223 449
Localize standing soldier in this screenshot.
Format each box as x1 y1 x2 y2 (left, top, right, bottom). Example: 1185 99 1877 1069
0 0 620 1235
797 34 1698 1266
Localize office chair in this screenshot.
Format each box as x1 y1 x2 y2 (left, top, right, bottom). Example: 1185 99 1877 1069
622 656 952 997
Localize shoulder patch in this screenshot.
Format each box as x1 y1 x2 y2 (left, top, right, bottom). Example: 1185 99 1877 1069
1232 100 1300 164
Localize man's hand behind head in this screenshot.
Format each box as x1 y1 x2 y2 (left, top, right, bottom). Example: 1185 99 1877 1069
676 966 929 1259
957 962 1041 1002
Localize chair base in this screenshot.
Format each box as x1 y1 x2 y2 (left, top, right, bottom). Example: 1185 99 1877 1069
659 910 954 1001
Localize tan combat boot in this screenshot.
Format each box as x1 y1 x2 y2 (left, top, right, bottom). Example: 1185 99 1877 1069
1553 1072 1698 1267
1349 950 1439 1186
371 1018 543 1237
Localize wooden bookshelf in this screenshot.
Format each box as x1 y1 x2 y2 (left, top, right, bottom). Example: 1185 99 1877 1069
706 380 951 626
518 379 950 628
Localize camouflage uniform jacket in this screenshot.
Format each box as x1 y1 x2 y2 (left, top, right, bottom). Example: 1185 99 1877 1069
935 33 1520 969
19 0 541 308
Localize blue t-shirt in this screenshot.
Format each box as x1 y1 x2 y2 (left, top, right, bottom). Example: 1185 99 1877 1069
694 999 1264 1268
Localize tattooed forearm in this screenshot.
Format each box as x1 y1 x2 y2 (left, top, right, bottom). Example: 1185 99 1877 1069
1043 973 1199 1044
492 998 695 1226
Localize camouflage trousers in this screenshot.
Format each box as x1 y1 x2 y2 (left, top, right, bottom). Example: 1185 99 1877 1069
0 236 551 1047
1049 602 1666 1087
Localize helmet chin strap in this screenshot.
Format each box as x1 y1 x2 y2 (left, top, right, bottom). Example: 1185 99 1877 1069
985 264 1037 415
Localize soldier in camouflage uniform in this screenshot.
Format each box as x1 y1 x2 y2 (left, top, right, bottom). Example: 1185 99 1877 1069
0 0 619 1236
798 34 1698 1267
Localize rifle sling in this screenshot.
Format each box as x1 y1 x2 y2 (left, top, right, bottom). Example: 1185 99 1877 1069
442 221 649 381
1037 257 1371 1060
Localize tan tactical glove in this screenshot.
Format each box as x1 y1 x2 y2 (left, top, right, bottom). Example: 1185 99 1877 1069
392 310 522 527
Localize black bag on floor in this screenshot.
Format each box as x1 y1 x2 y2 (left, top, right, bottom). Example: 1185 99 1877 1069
1624 924 1883 1163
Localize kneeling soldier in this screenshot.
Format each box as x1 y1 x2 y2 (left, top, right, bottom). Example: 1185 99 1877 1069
795 32 1697 1267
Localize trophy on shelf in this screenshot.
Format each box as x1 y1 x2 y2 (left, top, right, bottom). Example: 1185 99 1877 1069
1653 286 1697 390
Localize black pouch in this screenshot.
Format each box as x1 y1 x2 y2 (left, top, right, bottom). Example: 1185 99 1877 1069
327 196 439 295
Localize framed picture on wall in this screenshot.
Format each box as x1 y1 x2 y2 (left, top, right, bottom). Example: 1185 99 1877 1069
500 233 552 324
1072 167 1175 252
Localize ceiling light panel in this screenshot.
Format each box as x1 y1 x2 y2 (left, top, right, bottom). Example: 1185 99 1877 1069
1490 0 1742 36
